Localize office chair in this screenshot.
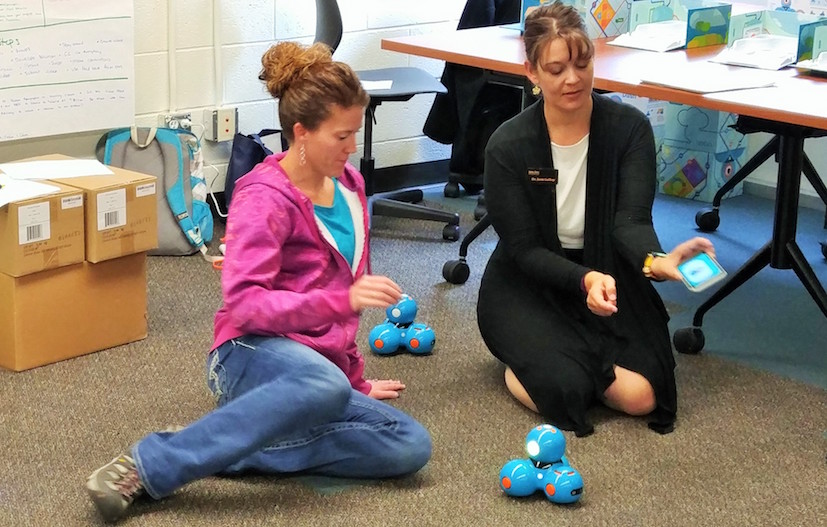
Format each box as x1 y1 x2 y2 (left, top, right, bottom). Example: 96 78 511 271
315 0 461 241
693 118 827 259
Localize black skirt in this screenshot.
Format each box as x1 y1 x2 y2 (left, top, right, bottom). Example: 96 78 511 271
476 249 676 436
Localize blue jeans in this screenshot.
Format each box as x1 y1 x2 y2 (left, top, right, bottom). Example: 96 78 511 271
132 336 432 499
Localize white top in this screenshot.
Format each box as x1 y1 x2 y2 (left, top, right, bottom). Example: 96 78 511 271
552 134 588 249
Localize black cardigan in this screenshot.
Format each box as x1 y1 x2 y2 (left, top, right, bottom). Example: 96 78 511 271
479 93 677 434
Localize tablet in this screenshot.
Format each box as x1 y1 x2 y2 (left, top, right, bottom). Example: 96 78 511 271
678 252 727 292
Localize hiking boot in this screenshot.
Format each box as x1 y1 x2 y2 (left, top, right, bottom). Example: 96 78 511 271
86 454 144 523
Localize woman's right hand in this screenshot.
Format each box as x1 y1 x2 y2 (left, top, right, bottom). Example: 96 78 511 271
583 270 618 317
650 237 716 282
349 274 403 312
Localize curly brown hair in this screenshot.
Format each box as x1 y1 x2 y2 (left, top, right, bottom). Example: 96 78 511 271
523 2 594 67
260 41 369 143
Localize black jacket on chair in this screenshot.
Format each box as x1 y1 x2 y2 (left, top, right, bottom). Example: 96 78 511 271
423 0 522 177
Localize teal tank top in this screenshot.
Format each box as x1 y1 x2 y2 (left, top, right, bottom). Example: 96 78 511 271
314 178 355 267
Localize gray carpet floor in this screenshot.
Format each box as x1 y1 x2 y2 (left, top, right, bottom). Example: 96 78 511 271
1 188 825 526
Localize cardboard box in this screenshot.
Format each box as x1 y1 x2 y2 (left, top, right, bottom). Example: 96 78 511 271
12 154 158 262
10 154 158 262
0 180 85 277
59 168 158 262
0 252 148 372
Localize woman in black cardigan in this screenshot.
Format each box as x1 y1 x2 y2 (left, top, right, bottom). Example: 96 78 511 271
477 2 715 436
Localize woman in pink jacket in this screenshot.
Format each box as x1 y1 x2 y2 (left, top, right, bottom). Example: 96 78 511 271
86 41 432 523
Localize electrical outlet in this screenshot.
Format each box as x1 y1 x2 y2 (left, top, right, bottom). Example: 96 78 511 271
203 107 238 142
159 112 192 131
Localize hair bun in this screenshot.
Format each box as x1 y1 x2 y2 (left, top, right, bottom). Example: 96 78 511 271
260 42 333 99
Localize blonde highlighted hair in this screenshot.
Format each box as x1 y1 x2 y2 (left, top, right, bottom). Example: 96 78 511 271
259 41 369 143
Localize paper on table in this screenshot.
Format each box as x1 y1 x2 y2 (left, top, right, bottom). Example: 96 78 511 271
639 59 777 93
0 174 61 208
794 51 827 73
361 80 393 90
704 77 825 116
0 159 114 180
608 20 687 53
710 34 799 70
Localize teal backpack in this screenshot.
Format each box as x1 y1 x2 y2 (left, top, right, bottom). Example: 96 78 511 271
98 126 216 259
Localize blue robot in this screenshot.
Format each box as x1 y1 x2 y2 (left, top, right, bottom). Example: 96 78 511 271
499 424 584 504
369 295 435 355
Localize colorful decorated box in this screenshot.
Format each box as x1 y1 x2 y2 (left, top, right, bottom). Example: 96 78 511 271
653 104 750 202
627 0 732 48
521 0 633 38
796 17 827 62
795 23 827 70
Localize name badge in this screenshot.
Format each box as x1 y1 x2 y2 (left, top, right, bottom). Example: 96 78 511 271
528 167 557 185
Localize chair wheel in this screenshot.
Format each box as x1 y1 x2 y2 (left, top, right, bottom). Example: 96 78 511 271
444 182 461 198
443 259 470 284
443 224 460 242
474 203 487 221
462 183 484 195
695 208 720 232
673 327 705 354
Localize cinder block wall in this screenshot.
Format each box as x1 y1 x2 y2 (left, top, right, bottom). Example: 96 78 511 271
0 0 465 195
136 0 465 194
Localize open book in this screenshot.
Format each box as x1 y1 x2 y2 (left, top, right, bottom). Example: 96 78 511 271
710 34 799 70
794 51 827 73
608 20 688 53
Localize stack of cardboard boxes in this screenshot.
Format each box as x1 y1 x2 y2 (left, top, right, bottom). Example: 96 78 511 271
0 155 158 371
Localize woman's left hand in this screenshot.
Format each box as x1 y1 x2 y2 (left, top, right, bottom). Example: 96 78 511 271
651 237 716 281
367 379 406 400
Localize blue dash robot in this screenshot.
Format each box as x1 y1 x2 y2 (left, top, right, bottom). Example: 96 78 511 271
368 294 435 355
499 424 584 504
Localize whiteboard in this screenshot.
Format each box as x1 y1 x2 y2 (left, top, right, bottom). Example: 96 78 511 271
0 1 134 142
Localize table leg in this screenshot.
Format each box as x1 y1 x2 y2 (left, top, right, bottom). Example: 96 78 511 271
690 242 771 328
786 241 827 318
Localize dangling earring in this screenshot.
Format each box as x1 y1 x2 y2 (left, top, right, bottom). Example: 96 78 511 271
531 84 541 97
299 143 306 166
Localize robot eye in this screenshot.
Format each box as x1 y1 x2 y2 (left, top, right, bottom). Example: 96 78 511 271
567 471 576 476
554 470 562 475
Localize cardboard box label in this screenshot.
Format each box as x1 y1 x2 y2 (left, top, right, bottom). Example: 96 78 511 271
96 188 126 230
61 195 83 209
18 202 50 244
135 182 156 198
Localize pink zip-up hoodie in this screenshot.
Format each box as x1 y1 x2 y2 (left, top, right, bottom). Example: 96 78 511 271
211 151 372 394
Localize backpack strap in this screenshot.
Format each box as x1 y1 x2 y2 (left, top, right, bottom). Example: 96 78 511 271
150 128 206 249
161 128 222 264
